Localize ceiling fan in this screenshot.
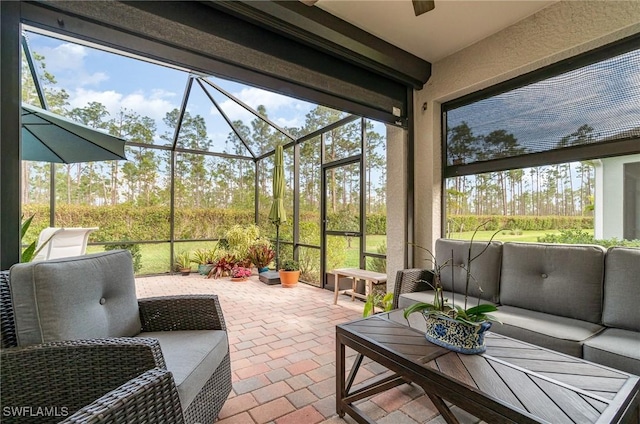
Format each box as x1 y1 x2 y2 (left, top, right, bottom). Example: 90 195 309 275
300 0 435 17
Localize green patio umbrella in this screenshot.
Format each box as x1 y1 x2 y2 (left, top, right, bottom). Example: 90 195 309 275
21 103 127 163
268 144 287 270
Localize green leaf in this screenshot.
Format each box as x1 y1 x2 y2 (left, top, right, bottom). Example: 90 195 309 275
21 214 34 240
21 241 36 263
403 302 435 319
363 301 374 317
481 313 501 324
465 304 498 316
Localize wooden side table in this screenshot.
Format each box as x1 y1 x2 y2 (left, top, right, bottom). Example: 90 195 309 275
331 268 387 305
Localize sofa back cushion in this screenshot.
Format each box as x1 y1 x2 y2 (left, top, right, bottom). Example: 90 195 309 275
500 242 605 323
9 250 141 346
434 239 503 303
602 247 640 331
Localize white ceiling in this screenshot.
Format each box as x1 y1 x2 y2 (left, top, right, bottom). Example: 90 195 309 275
315 0 558 63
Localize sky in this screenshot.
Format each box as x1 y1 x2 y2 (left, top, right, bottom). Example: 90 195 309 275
23 29 342 155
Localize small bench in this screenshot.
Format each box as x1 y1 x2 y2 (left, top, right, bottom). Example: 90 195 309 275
332 268 387 305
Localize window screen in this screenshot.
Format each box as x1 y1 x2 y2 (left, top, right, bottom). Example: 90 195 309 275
444 47 640 169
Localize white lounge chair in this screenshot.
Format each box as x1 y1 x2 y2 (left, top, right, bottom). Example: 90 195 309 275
33 227 98 261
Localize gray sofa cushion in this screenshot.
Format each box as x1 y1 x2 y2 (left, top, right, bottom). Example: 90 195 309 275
9 250 141 346
602 247 640 332
490 305 604 357
583 328 640 376
499 242 605 323
398 290 495 310
137 330 229 410
435 239 502 303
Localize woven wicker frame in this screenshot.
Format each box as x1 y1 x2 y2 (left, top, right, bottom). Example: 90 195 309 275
392 268 434 308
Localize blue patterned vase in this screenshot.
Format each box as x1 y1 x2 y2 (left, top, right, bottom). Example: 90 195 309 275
423 313 491 354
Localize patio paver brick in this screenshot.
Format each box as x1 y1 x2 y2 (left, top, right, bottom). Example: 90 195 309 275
235 363 271 380
218 393 259 419
285 359 320 375
252 380 294 404
275 405 324 424
286 388 319 408
248 397 296 424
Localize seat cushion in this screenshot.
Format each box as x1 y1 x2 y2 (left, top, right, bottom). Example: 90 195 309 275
398 290 495 309
137 330 229 410
583 328 640 376
9 250 141 346
602 247 640 332
490 305 604 357
500 242 605 323
435 239 503 303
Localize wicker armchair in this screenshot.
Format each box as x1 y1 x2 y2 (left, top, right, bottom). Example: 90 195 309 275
392 268 434 309
0 251 232 424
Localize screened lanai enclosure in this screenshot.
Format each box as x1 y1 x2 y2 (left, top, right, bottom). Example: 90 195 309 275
19 29 389 287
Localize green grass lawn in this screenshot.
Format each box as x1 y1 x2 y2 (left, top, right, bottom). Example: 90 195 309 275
87 240 219 275
446 229 567 242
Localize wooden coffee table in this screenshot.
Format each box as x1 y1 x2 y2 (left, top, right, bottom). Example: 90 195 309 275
336 312 640 424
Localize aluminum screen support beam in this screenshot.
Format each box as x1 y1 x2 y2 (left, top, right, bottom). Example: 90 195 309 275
1 1 22 269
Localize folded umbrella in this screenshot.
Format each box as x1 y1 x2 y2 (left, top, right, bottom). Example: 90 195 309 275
21 103 127 163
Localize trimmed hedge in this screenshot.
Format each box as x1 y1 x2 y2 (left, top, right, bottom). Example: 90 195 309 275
23 204 595 245
446 215 593 232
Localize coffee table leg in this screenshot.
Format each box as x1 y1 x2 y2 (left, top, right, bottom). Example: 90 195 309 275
346 353 364 393
337 335 346 417
427 393 460 424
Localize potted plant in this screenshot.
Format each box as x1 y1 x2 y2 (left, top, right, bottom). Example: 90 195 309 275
247 242 275 273
363 292 394 317
192 248 216 275
207 252 236 279
230 266 252 281
279 259 300 288
175 251 192 276
403 222 502 354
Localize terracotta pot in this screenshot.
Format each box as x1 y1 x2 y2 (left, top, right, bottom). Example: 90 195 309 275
179 268 191 276
278 270 300 288
230 277 248 282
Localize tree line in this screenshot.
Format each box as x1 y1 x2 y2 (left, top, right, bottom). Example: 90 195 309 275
446 122 595 217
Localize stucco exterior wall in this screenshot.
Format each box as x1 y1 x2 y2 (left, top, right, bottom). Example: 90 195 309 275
413 0 640 256
594 154 640 239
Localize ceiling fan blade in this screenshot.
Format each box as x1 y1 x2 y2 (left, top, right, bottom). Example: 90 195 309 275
412 0 435 16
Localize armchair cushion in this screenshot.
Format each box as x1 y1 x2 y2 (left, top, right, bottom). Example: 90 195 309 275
9 250 141 346
136 330 229 411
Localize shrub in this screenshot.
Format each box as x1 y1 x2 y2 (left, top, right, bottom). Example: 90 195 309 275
105 242 142 273
537 229 640 248
369 241 387 273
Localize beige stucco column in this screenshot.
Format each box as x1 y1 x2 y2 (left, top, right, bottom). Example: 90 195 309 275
385 124 407 292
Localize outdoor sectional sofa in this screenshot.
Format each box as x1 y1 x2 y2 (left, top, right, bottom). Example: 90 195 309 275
393 240 640 376
0 250 231 423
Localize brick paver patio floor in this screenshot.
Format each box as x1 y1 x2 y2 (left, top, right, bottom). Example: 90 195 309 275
136 273 481 424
